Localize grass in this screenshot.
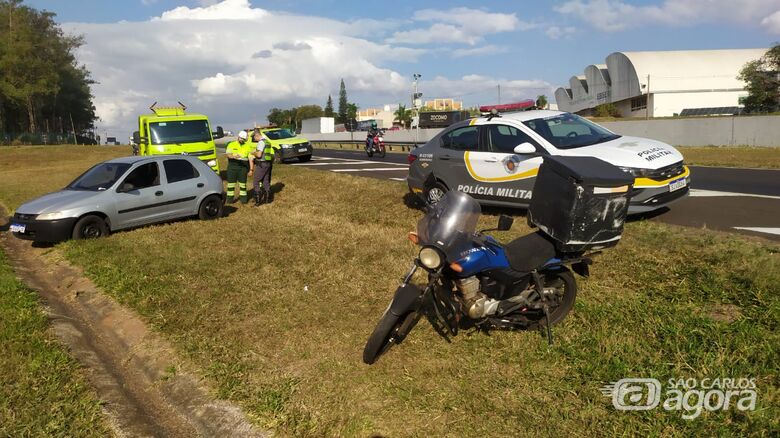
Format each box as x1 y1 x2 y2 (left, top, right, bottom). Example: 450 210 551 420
1 145 779 436
0 246 112 437
677 146 780 169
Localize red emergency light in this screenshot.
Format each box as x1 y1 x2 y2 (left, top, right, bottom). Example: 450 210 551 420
479 99 535 113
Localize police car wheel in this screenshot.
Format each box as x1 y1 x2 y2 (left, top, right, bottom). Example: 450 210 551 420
72 214 109 240
425 181 448 206
199 195 223 220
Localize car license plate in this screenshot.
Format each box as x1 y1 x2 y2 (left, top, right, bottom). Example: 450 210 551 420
298 148 307 153
10 223 25 233
669 178 687 192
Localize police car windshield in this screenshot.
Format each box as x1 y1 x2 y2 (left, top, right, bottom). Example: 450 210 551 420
67 162 131 191
263 129 296 140
149 120 211 145
523 114 620 149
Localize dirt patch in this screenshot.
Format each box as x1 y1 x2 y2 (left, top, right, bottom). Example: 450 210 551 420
707 303 742 323
0 225 266 437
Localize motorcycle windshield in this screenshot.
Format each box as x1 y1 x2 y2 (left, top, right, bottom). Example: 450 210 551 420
417 191 481 260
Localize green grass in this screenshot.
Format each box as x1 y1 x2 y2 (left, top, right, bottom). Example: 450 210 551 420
0 247 112 437
678 146 780 169
1 145 778 437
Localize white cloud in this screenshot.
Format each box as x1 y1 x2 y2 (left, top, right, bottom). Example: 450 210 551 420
387 7 534 45
556 0 780 32
762 10 780 33
545 26 577 39
451 45 509 58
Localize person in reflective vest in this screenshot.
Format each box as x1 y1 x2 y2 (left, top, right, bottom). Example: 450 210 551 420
225 130 254 204
251 129 279 206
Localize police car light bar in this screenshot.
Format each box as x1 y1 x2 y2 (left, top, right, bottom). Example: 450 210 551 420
479 99 535 114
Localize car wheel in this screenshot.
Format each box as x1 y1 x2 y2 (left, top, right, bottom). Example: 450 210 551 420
298 155 312 162
72 214 109 240
198 194 223 220
424 181 448 206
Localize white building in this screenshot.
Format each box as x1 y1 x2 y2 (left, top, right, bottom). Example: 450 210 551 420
555 49 767 117
357 104 400 128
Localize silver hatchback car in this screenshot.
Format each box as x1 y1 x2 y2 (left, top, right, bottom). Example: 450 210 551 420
10 155 225 243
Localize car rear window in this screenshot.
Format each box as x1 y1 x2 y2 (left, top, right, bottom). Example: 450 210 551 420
164 159 200 183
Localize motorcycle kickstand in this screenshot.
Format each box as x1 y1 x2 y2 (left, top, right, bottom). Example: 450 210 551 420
532 271 554 345
543 304 553 345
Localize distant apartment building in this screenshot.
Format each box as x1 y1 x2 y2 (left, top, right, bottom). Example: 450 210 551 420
555 48 766 118
423 98 463 111
356 104 400 128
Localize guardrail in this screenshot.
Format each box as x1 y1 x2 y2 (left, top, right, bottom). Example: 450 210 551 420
311 140 421 153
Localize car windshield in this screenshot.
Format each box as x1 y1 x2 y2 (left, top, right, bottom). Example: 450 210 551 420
263 129 296 140
416 191 481 260
149 120 211 145
67 162 131 191
523 113 620 149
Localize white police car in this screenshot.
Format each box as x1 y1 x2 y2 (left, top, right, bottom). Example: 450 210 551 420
407 108 689 213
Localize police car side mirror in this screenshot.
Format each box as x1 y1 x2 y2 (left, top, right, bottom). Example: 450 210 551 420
513 142 536 154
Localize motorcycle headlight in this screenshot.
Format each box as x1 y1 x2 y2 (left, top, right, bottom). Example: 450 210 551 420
37 211 71 220
419 247 443 269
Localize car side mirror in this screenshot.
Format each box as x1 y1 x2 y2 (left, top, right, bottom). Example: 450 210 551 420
132 131 141 145
213 126 225 139
513 142 536 155
117 182 134 193
497 215 514 231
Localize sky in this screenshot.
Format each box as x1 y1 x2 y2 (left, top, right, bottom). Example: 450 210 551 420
24 0 780 138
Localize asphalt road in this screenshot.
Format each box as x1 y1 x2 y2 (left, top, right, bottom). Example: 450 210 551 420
295 148 780 241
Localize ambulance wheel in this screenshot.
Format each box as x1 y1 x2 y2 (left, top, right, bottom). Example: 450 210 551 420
199 195 223 220
72 214 109 240
424 181 448 206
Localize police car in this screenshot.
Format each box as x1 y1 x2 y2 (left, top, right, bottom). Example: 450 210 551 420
407 104 690 213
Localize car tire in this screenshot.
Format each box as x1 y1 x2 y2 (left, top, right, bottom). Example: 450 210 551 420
424 180 448 206
198 194 223 220
72 214 109 240
298 155 312 162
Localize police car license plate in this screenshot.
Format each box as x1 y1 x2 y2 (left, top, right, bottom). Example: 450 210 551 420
669 178 687 192
10 223 25 233
298 148 307 153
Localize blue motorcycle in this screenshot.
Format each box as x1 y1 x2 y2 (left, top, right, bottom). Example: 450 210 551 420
363 191 595 365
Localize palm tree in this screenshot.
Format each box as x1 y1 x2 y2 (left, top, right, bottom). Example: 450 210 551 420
394 104 412 129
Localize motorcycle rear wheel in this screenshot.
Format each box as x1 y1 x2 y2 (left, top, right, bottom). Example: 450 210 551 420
363 309 418 364
523 269 577 329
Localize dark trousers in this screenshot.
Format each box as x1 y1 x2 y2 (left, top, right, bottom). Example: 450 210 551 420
252 160 272 202
227 160 250 203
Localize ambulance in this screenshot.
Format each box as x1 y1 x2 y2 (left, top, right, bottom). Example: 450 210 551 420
133 102 224 172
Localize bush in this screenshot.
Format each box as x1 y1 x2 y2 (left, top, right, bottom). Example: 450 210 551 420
593 103 621 118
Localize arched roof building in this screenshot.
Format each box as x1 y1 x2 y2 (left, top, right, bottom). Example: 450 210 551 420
555 49 767 117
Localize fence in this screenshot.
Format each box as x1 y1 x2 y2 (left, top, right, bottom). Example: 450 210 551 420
0 132 86 146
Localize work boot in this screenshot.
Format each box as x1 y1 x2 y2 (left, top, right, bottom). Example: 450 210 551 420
253 192 263 207
227 197 237 204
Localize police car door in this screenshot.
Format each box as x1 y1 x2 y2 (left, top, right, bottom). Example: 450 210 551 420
436 124 493 201
472 123 545 205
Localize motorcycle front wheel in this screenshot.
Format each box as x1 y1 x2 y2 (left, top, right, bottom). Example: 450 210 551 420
363 308 419 364
378 145 386 158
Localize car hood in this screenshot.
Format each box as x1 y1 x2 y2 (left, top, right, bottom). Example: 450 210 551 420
562 136 683 169
16 189 101 215
267 137 308 145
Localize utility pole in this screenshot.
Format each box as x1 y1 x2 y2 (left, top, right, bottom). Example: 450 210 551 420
646 74 650 120
497 84 501 104
413 73 421 146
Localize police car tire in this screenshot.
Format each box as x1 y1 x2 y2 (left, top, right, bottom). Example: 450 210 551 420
198 195 223 220
72 214 109 240
424 181 448 206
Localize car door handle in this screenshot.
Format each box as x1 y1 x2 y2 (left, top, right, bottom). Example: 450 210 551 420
197 183 204 188
484 157 499 163
155 191 164 196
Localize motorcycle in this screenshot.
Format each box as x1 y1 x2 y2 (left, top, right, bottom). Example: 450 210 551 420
362 191 597 365
365 132 386 158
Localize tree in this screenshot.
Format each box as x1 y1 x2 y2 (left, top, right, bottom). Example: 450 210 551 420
324 95 334 117
346 102 358 122
0 1 96 135
295 104 323 130
337 78 348 123
536 95 548 109
394 104 412 128
738 44 780 114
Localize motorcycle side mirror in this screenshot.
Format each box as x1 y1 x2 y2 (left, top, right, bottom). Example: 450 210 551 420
497 215 514 231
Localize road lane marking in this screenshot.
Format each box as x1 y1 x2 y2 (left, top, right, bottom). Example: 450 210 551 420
733 227 780 236
689 189 780 200
293 160 377 166
331 168 409 172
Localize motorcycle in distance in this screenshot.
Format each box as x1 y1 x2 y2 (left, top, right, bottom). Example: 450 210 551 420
363 191 598 365
365 131 386 158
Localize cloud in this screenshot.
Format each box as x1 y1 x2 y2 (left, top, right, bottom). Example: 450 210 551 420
545 26 577 39
272 41 312 51
387 7 535 45
451 45 509 58
762 10 780 33
420 75 556 105
555 0 780 32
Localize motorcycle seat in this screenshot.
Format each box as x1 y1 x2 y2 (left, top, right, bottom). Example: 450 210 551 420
504 231 558 272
